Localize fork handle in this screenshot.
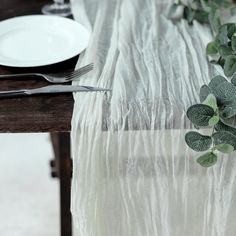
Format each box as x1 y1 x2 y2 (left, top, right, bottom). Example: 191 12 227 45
0 73 41 79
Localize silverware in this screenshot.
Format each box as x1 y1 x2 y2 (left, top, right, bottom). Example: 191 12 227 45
0 85 111 98
0 63 94 83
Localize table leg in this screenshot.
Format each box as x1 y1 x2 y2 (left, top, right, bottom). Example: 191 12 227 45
50 132 72 236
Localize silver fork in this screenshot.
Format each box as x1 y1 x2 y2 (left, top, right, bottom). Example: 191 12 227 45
0 63 94 83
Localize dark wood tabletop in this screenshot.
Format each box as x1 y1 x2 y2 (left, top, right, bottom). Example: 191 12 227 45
0 0 76 132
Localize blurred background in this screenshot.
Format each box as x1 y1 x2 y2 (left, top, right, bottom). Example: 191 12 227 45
0 133 59 236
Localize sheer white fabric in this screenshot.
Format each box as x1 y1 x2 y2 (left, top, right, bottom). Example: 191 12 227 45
70 0 236 235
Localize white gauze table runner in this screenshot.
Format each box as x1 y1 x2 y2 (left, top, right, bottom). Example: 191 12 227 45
70 0 236 235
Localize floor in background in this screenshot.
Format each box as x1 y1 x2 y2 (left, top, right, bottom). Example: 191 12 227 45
0 133 59 236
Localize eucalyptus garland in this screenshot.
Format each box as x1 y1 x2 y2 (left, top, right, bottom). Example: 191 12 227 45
169 0 236 167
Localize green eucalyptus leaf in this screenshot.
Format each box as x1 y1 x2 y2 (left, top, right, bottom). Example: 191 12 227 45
231 74 236 86
208 75 227 91
216 24 229 45
212 81 236 104
206 41 219 55
194 10 209 24
185 131 212 152
231 35 236 51
218 45 233 57
197 152 218 167
202 93 218 111
215 143 234 153
226 23 236 38
200 85 211 102
215 121 236 136
212 131 236 149
208 9 221 34
221 101 236 118
224 55 236 77
219 116 236 126
187 104 215 126
209 115 220 126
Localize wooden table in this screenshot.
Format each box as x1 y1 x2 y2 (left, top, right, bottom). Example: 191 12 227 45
0 1 75 235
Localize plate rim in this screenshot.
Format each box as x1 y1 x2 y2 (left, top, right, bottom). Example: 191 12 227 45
0 15 90 68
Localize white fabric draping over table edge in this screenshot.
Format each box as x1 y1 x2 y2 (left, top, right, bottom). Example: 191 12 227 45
70 0 236 235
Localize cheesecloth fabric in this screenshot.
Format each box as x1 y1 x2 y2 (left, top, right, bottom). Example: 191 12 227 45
70 0 236 235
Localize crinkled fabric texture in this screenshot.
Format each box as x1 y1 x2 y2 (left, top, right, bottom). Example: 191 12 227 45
70 0 236 235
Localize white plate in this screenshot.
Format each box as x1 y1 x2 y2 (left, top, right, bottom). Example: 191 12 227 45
0 15 90 67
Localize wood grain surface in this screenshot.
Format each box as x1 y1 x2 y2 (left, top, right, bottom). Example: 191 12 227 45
0 0 76 132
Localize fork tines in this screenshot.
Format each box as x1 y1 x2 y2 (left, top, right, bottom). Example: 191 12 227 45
65 63 94 81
